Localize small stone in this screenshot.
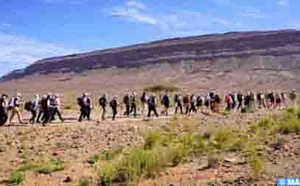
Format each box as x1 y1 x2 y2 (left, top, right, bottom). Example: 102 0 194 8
63 176 72 183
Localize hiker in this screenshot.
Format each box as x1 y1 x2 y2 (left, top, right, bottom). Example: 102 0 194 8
128 92 137 118
244 92 251 112
189 94 197 114
280 92 287 108
140 92 148 117
147 94 159 118
36 95 47 123
110 95 119 121
230 93 236 109
78 93 92 122
209 91 215 111
257 91 266 109
41 93 52 126
196 94 204 113
8 93 24 124
24 95 39 124
289 89 297 107
275 93 282 109
204 93 211 113
183 94 190 115
225 94 232 111
250 92 256 110
162 93 171 116
174 94 183 115
236 91 243 111
0 94 8 126
123 94 131 117
213 93 221 112
267 91 275 109
50 94 64 123
99 94 108 121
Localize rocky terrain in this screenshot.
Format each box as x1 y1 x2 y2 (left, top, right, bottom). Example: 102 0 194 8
0 106 299 186
0 29 299 98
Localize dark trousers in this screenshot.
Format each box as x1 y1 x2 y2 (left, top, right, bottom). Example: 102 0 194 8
0 111 8 126
101 106 106 120
36 110 43 123
185 106 190 115
124 104 130 116
51 107 63 122
79 106 91 121
42 109 50 125
225 103 231 111
29 109 37 124
189 103 197 113
129 103 137 117
237 102 242 111
175 103 183 114
164 104 170 116
112 107 117 120
147 105 159 118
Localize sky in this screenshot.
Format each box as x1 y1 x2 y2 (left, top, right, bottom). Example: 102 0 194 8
0 0 299 76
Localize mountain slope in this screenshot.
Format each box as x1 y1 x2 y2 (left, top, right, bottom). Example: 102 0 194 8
1 29 300 81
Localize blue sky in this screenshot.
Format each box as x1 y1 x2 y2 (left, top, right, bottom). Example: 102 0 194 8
0 0 299 76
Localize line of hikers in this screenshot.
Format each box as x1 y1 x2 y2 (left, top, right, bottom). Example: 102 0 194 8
0 93 64 126
77 90 298 122
0 89 297 126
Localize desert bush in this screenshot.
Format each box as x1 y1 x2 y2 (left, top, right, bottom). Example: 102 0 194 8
144 84 179 93
143 130 162 150
9 171 25 185
207 153 222 169
35 159 65 174
63 103 78 110
79 177 89 186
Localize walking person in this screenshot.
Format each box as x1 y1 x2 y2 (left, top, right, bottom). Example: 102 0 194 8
128 92 137 118
24 95 39 124
123 94 131 117
78 93 92 122
147 94 159 118
110 96 119 121
8 93 25 125
162 93 171 116
140 92 148 118
225 94 232 111
204 93 211 114
99 94 108 122
0 94 8 126
189 94 197 114
41 94 51 126
196 94 205 113
174 94 183 115
236 91 243 112
183 94 190 115
50 94 64 123
289 89 297 107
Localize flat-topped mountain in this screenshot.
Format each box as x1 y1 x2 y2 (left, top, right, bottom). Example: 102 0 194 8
0 29 299 97
2 29 300 81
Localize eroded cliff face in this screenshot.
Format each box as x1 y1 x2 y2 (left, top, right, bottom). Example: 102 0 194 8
1 29 300 82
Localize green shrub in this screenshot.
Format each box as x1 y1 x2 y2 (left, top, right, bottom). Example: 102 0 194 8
144 84 179 93
143 130 162 150
9 171 25 185
79 177 89 186
35 160 65 174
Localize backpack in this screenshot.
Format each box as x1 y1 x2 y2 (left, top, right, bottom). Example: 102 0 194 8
99 97 106 106
123 95 129 104
183 96 189 104
163 95 170 105
24 101 33 111
77 97 83 106
141 93 146 103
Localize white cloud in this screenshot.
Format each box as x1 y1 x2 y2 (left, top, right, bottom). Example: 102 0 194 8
106 2 231 35
125 0 146 9
107 1 158 25
241 7 267 19
0 32 77 76
0 23 11 31
278 0 289 7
